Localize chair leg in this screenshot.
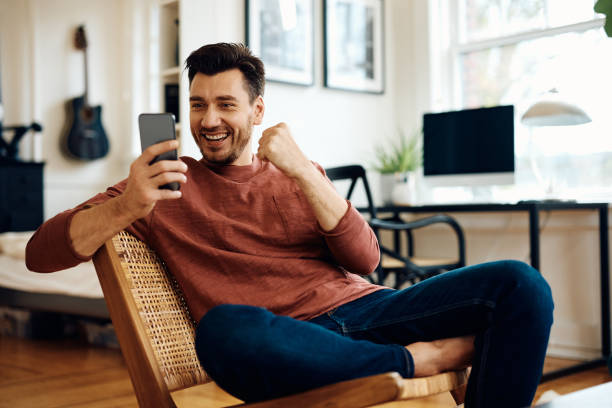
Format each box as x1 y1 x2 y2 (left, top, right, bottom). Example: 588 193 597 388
450 383 466 405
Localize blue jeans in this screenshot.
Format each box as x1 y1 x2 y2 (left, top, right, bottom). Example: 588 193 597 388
195 260 554 407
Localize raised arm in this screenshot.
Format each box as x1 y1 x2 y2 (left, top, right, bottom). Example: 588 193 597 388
26 140 187 272
257 123 380 275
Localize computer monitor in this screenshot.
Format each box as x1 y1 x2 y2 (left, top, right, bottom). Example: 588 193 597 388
423 105 515 187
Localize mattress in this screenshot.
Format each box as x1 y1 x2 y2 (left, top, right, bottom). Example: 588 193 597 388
0 231 103 299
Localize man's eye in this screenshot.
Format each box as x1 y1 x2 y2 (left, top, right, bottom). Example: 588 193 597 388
191 103 204 109
222 103 234 109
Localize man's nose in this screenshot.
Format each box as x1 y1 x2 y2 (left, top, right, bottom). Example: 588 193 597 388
201 108 221 128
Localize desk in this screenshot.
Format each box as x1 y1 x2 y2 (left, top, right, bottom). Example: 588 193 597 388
378 202 610 382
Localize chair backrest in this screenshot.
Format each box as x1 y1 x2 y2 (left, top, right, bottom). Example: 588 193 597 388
325 165 378 219
92 231 209 408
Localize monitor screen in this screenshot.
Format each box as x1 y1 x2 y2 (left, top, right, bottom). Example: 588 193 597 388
423 105 515 186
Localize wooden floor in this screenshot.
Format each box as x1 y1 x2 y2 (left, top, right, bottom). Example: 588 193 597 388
0 335 610 408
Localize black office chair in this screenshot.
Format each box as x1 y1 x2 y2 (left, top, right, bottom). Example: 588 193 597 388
325 164 466 289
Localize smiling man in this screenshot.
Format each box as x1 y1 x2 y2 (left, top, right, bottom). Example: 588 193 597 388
26 43 554 407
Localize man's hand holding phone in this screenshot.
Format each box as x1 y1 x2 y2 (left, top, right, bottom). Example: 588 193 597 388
120 113 187 221
119 140 187 221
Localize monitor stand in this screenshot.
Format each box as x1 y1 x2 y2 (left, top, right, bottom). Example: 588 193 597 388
469 186 494 203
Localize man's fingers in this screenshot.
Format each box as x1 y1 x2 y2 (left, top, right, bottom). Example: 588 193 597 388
157 189 182 200
139 140 179 164
147 159 188 177
151 172 187 188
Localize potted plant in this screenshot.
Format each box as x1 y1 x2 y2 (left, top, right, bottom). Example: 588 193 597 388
595 0 612 36
372 129 422 205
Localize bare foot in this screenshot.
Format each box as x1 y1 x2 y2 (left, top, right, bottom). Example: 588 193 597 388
405 335 475 377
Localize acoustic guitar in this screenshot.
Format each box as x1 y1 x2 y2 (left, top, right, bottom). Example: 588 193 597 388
64 25 109 160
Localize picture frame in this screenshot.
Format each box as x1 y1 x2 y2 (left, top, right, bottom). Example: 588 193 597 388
323 0 385 94
246 0 314 86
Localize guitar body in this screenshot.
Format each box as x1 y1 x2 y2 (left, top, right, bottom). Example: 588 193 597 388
65 95 109 160
64 26 110 161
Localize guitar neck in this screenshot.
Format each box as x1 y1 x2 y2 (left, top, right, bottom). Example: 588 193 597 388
83 47 89 107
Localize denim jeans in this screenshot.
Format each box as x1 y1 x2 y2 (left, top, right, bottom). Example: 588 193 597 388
195 260 554 407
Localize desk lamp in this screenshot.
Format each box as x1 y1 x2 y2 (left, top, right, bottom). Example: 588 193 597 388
521 94 591 197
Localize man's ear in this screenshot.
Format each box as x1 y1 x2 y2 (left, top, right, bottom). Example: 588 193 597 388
252 96 265 125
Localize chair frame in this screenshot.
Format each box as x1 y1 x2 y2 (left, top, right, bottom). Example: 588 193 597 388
325 165 466 287
93 231 468 407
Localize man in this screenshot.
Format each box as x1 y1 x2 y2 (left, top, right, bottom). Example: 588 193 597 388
26 43 553 407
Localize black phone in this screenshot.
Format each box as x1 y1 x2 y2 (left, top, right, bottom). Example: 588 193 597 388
138 113 180 191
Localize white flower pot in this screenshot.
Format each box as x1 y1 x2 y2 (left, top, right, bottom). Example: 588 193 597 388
391 172 417 205
379 173 396 205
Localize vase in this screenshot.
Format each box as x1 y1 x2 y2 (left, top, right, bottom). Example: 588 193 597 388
379 173 396 205
391 172 417 205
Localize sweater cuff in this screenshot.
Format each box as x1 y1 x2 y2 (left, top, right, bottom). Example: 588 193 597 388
64 205 96 262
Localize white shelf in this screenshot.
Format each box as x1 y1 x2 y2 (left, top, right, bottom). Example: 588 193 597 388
162 66 181 77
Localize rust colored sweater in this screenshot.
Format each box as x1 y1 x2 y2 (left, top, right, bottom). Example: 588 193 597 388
26 155 382 321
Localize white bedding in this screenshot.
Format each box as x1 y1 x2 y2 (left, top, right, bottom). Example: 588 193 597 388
0 231 103 298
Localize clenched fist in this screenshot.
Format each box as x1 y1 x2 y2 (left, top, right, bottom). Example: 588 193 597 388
256 122 312 179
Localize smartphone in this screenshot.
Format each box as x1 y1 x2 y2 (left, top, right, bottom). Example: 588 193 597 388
138 113 180 191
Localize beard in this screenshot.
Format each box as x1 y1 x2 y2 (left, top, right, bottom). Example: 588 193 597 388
198 118 254 165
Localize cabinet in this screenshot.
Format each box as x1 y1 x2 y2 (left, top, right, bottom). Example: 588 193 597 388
0 162 44 232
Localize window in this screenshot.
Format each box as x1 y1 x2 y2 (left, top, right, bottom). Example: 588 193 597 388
430 0 611 200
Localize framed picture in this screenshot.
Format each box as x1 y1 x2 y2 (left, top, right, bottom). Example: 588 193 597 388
246 0 314 86
324 0 385 93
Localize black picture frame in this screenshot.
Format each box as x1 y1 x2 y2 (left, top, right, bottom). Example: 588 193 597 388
323 0 385 94
246 0 314 86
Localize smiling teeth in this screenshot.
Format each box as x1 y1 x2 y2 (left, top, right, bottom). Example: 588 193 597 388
203 133 228 141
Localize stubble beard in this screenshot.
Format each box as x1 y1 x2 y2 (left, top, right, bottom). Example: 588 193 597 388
199 119 254 165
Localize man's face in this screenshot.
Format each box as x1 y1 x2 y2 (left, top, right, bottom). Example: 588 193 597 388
189 69 264 166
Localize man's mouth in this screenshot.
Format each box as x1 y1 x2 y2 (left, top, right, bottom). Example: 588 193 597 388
201 132 230 142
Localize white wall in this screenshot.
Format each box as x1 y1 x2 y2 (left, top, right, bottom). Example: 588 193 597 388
1 0 398 216
1 0 135 218
177 0 398 170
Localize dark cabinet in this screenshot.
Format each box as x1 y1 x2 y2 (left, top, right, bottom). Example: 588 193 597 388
0 162 44 232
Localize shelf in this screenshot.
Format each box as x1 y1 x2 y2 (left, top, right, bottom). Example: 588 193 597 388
162 66 181 77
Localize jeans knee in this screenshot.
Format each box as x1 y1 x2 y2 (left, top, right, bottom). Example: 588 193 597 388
195 305 270 369
501 260 554 321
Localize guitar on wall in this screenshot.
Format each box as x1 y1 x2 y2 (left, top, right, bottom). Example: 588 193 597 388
64 25 109 160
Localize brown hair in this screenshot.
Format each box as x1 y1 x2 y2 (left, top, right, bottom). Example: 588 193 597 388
185 43 265 103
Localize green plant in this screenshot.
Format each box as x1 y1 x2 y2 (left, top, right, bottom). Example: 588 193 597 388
596 0 612 37
373 130 422 174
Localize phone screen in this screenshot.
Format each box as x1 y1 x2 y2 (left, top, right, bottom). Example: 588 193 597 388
138 113 179 190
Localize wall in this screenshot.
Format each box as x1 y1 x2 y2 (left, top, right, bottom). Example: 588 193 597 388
1 0 398 217
0 0 135 218
384 209 606 360
177 0 398 170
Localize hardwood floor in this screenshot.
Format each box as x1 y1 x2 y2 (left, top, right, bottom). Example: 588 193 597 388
0 335 609 408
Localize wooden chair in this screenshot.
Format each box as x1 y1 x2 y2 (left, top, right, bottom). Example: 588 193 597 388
92 231 469 407
325 165 466 288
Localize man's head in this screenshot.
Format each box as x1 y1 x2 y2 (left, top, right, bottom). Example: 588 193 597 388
186 43 265 104
185 43 266 166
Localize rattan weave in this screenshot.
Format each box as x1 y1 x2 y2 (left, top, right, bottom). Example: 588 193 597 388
112 231 210 391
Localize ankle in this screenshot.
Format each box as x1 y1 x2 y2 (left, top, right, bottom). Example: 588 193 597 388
405 341 442 377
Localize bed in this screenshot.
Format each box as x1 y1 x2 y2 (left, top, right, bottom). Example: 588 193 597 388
0 231 108 319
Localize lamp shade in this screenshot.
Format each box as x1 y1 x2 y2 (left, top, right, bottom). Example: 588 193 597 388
521 101 591 126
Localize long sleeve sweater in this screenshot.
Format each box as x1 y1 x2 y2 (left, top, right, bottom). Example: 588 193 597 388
26 155 383 321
